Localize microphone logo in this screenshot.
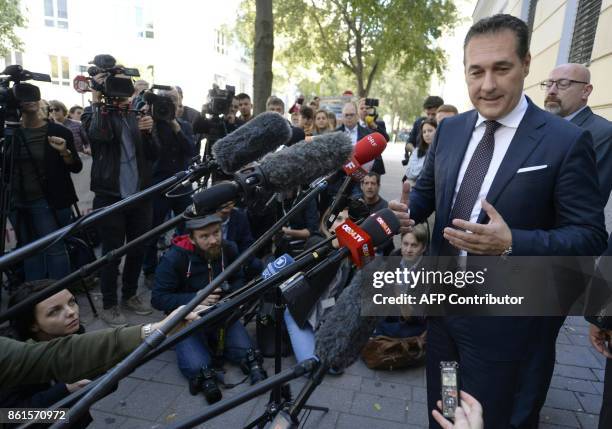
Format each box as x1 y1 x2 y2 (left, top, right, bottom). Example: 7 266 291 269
341 223 365 243
375 216 392 236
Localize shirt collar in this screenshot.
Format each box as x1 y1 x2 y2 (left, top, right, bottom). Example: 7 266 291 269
475 94 528 130
563 105 588 122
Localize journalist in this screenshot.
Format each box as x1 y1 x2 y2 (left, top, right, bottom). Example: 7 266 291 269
81 69 159 327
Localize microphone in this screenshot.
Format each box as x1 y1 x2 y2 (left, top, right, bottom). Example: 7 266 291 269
283 208 399 327
262 253 295 280
210 112 292 173
314 209 399 370
188 132 353 216
325 132 387 228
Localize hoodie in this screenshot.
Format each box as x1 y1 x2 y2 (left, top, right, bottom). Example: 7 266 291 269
151 235 244 313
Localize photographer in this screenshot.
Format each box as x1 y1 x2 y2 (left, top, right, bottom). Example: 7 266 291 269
8 99 82 281
81 68 159 327
142 87 196 286
358 98 389 143
151 215 263 404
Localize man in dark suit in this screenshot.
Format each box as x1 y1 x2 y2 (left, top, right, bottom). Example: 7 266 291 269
544 63 612 199
390 14 607 428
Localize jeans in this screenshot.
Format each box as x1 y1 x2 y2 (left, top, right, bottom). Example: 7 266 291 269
175 319 254 380
10 198 72 281
283 309 316 363
373 317 426 338
93 195 153 309
142 190 190 275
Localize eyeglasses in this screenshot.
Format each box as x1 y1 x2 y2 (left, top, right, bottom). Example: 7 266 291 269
540 79 589 90
49 108 61 112
343 113 356 118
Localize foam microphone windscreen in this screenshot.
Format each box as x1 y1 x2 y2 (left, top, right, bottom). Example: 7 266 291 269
260 132 353 192
212 112 292 174
354 132 387 165
191 181 240 216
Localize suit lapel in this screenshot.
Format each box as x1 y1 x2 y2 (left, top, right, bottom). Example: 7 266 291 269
477 102 546 223
570 106 593 128
440 111 478 225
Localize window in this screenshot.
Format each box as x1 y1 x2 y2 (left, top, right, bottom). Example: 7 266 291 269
49 55 70 86
44 0 69 29
568 0 602 64
135 6 154 39
214 29 227 55
527 0 538 34
3 52 23 68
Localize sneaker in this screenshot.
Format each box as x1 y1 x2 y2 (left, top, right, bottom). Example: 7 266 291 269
122 295 153 315
99 306 127 327
144 273 155 290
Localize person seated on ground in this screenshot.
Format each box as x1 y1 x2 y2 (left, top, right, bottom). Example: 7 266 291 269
216 200 263 280
151 214 265 404
2 280 92 428
283 208 356 373
273 187 319 257
375 224 429 338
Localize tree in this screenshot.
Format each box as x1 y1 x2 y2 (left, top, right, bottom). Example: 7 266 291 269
0 0 25 58
273 0 457 97
253 0 274 115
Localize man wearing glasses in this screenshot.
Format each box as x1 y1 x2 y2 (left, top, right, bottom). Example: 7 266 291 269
542 63 612 199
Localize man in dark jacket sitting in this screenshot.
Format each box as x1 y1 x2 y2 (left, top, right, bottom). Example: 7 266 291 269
151 214 264 403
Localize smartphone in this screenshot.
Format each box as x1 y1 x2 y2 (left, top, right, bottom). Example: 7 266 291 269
440 361 460 418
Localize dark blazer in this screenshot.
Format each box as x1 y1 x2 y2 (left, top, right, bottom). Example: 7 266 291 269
226 207 255 253
570 106 612 199
336 124 386 175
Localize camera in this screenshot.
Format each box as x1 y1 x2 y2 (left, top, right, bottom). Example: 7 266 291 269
240 348 268 384
365 98 379 107
189 366 222 403
86 54 140 99
133 84 176 122
202 84 235 116
0 65 51 130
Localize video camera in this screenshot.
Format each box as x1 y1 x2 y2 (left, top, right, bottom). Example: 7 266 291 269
364 97 379 126
73 54 140 99
133 84 176 122
202 84 235 117
0 65 51 132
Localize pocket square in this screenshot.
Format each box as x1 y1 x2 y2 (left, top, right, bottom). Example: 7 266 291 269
517 165 547 174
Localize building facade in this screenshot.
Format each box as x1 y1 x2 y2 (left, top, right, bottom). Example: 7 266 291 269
472 0 612 120
1 0 252 110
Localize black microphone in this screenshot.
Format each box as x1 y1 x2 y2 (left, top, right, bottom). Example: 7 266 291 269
211 112 292 174
314 209 400 370
189 132 353 216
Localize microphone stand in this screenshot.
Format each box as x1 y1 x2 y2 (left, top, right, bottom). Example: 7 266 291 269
53 179 331 428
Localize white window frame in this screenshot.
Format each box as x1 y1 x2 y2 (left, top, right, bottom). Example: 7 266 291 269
44 0 69 29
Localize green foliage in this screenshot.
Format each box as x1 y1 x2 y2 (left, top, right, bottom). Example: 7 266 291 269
0 0 26 57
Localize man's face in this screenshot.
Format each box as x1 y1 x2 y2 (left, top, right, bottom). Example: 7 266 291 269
164 89 181 117
544 65 592 117
342 103 358 129
360 175 380 200
401 233 425 261
190 223 222 258
424 107 438 119
238 97 252 117
465 29 530 120
358 100 368 121
435 111 455 123
231 98 239 115
268 104 283 114
70 108 83 121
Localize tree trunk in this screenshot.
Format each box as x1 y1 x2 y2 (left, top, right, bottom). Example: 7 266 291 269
253 0 274 115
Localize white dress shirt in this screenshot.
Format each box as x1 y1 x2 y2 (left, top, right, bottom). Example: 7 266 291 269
345 125 358 145
563 105 587 122
452 94 529 225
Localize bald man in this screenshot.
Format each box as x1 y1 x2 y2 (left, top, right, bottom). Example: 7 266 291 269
544 63 612 199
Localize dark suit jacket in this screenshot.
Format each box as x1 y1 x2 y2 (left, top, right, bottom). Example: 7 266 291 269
226 207 255 254
336 124 386 175
570 106 612 199
410 98 607 360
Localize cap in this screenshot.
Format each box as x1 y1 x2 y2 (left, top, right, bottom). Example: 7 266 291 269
185 214 222 231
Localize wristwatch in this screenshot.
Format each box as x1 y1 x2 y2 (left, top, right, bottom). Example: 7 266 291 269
501 245 513 260
141 323 153 339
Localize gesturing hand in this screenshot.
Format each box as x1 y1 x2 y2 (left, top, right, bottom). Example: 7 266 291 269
589 324 612 358
443 199 512 255
432 391 484 429
48 136 67 153
388 180 414 234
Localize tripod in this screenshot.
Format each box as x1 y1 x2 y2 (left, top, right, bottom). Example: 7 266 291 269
244 283 328 429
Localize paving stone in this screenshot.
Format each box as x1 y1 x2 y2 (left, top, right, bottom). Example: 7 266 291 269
375 366 426 387
593 368 606 382
556 332 572 345
539 406 580 427
116 380 183 421
131 359 167 381
291 384 355 412
405 400 430 427
300 409 340 429
119 417 158 429
153 349 178 363
360 377 412 400
89 409 128 429
349 392 407 423
412 386 428 403
553 364 599 380
550 375 599 394
589 347 608 367
565 316 589 329
576 412 600 429
345 358 379 379
575 391 603 414
544 388 582 411
91 377 144 414
556 344 604 369
321 372 363 391
566 333 590 346
592 380 605 394
149 362 186 386
336 412 413 429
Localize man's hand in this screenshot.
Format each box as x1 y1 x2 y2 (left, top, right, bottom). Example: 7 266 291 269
432 391 484 429
388 181 415 234
168 118 181 133
66 379 91 393
91 73 107 103
200 288 223 306
589 324 612 358
443 199 512 255
48 136 67 154
138 115 154 133
147 304 206 337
